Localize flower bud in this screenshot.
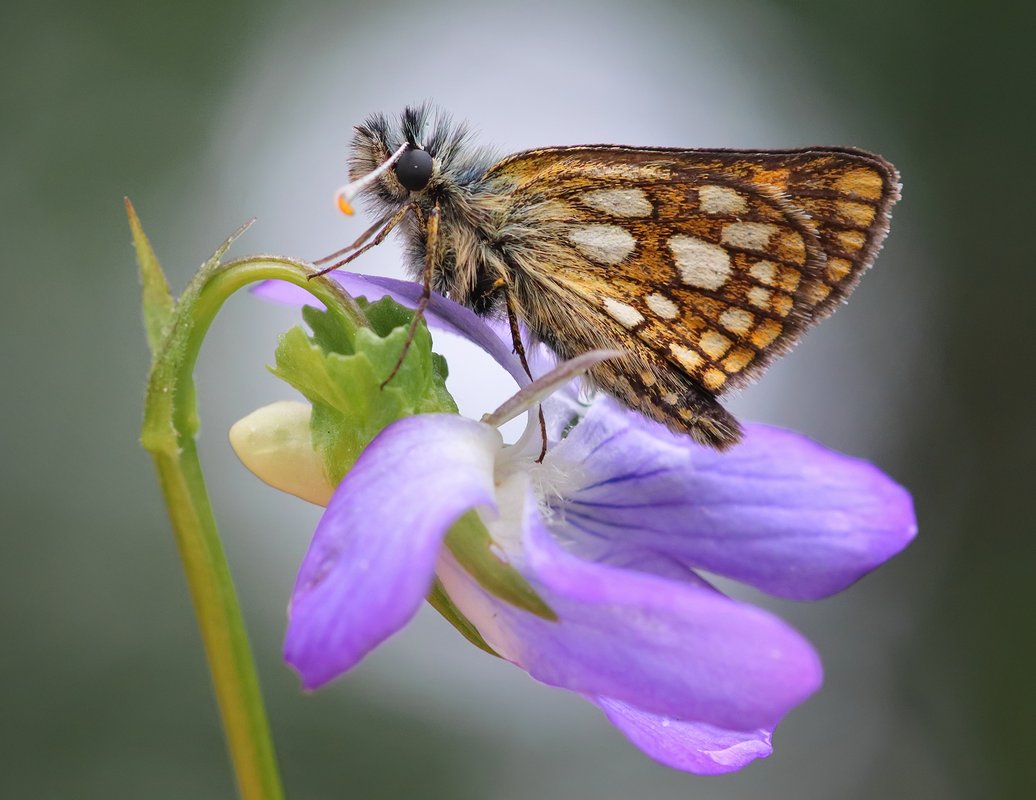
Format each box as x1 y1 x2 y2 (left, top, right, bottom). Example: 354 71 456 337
229 401 334 506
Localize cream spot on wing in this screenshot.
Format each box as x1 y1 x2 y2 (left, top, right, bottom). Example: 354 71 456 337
568 224 636 265
669 343 703 372
669 235 732 289
719 307 754 336
748 286 772 310
582 188 653 217
645 292 679 320
699 185 748 215
699 330 732 359
602 297 645 329
721 222 780 251
662 391 680 405
749 260 779 285
640 370 657 387
702 368 726 390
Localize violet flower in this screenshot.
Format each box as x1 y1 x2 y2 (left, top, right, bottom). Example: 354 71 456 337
241 275 916 774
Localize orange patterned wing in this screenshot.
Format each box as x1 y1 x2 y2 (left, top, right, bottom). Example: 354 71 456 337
485 145 900 396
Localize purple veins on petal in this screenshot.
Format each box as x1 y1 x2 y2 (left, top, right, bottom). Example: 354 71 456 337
547 396 917 600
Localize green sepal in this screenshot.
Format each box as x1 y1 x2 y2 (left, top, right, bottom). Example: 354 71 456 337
270 298 458 483
445 511 558 621
426 578 500 658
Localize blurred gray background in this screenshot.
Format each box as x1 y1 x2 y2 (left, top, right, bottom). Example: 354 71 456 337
2 0 1033 797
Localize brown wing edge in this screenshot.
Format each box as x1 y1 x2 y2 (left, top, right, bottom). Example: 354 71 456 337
810 147 901 317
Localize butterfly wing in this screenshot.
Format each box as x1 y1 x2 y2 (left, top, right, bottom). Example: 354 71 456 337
482 146 900 446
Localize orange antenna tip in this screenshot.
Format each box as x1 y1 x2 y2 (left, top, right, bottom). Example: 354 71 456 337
333 142 409 218
336 192 355 216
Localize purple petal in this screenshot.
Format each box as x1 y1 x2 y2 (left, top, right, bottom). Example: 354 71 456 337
284 414 500 688
593 696 773 774
255 273 528 385
548 397 917 600
439 483 822 731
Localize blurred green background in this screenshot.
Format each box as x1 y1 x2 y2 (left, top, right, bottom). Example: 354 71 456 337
3 0 1033 797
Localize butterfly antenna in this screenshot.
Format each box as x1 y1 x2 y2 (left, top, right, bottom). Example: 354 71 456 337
333 141 409 216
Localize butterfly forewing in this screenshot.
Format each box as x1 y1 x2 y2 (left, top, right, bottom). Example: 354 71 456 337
483 146 900 442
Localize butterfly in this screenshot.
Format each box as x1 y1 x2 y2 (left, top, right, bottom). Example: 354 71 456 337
314 104 900 449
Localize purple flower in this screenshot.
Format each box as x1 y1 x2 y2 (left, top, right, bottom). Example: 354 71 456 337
248 275 917 774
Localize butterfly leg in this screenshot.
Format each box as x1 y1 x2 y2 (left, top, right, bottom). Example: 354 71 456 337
308 202 415 278
379 204 440 389
501 285 548 463
311 208 398 266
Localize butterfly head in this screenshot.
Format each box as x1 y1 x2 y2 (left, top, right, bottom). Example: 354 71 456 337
336 105 496 216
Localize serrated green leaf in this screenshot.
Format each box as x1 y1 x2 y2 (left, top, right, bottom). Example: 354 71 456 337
423 352 455 413
270 302 457 482
355 323 432 391
361 295 417 336
302 303 355 357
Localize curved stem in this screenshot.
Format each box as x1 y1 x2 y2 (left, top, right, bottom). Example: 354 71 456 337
141 253 364 800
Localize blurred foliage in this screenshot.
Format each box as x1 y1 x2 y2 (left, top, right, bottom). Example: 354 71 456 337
773 2 1036 797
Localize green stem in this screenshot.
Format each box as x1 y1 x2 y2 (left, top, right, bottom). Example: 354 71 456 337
141 253 365 800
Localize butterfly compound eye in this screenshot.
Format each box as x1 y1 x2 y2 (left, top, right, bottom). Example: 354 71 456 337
393 147 434 191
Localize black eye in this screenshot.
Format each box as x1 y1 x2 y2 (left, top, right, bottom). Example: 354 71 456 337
393 147 434 191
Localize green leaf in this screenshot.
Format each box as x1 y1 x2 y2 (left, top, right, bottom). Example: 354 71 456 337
270 300 457 483
301 303 355 357
126 197 174 357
